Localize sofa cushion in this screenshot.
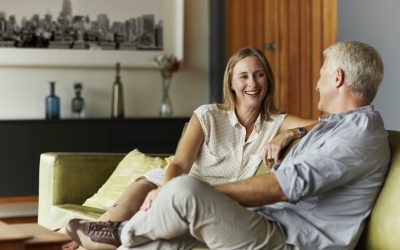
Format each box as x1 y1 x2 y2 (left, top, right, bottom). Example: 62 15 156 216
82 149 172 210
355 130 400 250
55 204 106 220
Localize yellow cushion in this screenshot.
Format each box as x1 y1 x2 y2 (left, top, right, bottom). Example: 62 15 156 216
82 149 171 210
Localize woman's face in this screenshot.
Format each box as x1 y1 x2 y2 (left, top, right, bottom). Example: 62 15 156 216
231 55 268 110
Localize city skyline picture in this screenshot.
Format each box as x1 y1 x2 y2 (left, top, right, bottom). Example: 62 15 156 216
0 0 163 51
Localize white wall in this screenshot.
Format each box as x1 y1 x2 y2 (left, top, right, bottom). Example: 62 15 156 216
338 0 400 130
0 1 209 119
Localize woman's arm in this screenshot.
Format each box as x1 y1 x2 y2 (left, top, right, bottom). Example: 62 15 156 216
163 113 205 183
279 114 316 132
263 115 317 164
141 113 205 211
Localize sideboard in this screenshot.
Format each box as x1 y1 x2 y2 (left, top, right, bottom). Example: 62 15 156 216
0 118 189 197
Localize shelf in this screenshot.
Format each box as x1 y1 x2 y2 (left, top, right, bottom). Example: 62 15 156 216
0 118 189 196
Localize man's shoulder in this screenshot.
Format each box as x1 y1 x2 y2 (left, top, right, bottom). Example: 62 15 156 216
353 111 385 134
332 108 390 165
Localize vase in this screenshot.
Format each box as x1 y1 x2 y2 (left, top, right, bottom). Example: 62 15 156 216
160 75 173 117
45 81 60 119
71 82 85 118
111 63 125 119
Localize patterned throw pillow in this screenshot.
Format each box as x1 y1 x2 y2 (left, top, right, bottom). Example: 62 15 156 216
82 149 171 210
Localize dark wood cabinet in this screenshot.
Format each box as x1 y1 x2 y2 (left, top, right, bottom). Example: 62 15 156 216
0 118 189 197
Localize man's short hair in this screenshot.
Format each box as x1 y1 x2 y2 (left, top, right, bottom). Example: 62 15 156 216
323 41 384 102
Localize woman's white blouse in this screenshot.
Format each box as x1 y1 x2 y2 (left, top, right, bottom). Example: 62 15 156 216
189 104 287 185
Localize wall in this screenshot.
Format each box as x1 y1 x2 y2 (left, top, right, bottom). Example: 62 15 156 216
0 1 209 119
338 0 400 130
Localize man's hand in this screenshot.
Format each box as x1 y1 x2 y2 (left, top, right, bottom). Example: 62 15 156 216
140 188 160 211
263 129 297 165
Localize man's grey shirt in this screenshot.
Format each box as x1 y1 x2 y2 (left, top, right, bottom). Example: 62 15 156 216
255 105 390 250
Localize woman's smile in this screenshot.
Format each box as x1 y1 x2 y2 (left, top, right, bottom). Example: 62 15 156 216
244 89 261 96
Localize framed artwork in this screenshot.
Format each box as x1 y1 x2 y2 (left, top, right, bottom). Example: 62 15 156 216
0 0 184 68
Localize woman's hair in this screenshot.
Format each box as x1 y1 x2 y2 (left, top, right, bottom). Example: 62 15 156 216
323 41 384 102
217 47 279 121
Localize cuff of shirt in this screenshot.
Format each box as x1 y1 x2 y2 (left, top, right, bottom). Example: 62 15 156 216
274 165 306 202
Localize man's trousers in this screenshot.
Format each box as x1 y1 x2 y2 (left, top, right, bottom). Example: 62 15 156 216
119 175 292 250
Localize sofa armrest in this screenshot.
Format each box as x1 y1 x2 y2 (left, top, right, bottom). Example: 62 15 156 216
38 152 125 227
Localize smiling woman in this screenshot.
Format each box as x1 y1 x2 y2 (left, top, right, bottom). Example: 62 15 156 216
230 55 268 123
57 47 317 250
219 47 278 122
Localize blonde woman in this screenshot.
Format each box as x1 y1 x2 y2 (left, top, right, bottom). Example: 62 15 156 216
63 47 315 250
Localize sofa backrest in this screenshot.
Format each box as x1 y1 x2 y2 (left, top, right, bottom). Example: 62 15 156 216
356 130 400 250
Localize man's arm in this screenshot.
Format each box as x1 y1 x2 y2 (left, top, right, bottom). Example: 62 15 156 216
214 173 288 206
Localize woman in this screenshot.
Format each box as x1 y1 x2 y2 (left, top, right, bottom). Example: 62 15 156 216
139 47 315 210
63 47 315 249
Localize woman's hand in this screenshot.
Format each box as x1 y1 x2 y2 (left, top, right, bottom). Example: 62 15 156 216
140 188 160 211
263 129 296 165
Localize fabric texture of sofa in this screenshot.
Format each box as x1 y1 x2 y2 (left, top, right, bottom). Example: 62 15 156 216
38 130 400 249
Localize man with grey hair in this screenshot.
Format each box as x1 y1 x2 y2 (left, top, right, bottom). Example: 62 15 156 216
66 41 390 250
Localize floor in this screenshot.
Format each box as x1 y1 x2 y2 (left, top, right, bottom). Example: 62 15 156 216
0 196 38 223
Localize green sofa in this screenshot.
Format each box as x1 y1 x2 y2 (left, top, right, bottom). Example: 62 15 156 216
38 131 400 249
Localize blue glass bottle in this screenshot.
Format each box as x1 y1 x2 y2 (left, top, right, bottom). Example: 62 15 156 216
46 81 60 119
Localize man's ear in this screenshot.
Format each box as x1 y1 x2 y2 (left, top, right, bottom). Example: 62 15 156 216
335 68 345 88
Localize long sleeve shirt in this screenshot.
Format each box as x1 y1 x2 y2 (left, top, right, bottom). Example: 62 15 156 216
255 105 390 250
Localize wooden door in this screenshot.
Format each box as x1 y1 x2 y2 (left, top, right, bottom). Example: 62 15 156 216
226 0 337 119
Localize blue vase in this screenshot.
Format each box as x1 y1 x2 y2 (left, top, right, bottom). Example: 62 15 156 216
46 81 60 119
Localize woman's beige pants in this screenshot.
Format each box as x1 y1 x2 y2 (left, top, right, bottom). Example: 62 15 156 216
119 175 293 250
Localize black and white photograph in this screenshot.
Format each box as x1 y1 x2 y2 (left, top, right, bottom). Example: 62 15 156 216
0 0 163 51
0 0 183 67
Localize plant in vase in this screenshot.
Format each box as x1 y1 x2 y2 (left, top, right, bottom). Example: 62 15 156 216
154 54 180 117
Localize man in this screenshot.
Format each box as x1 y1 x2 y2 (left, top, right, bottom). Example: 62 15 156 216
66 41 390 250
